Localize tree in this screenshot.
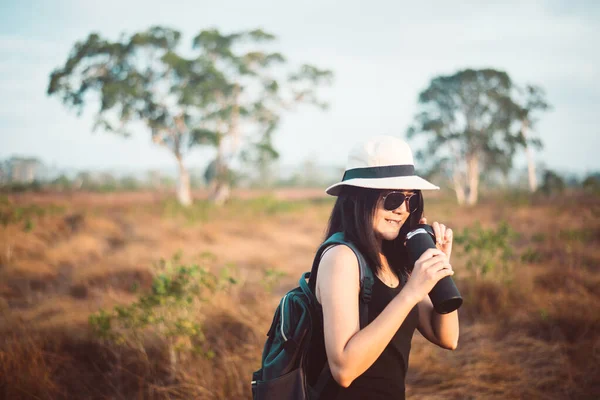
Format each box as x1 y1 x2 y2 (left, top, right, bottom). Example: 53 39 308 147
407 69 523 205
48 26 332 206
190 29 333 204
540 169 565 195
582 172 600 192
515 85 551 192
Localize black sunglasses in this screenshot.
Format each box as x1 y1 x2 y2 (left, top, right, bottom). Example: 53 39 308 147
381 191 420 212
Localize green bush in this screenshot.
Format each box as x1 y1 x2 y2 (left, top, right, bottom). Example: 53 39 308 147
531 232 546 244
582 173 600 192
0 199 64 227
558 228 593 243
240 195 304 215
453 221 518 278
539 170 565 195
0 180 43 193
161 195 308 224
89 253 237 376
521 246 543 263
261 267 288 292
162 198 214 224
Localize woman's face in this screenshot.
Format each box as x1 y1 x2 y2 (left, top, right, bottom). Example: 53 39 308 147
373 190 415 242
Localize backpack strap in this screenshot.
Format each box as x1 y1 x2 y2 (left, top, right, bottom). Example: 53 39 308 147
308 231 374 327
308 232 375 397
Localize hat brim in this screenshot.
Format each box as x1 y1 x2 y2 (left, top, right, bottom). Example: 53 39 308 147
325 176 440 196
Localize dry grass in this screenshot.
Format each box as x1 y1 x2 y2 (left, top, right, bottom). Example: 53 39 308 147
0 189 599 399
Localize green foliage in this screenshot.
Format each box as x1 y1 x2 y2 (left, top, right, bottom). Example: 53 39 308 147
51 174 72 190
0 180 43 193
531 232 546 244
162 198 214 224
521 247 543 263
261 268 287 292
407 69 521 172
161 195 308 224
233 196 305 216
204 159 239 187
539 169 565 194
0 199 65 227
582 173 600 193
118 175 141 191
23 218 34 232
73 172 144 192
47 26 333 204
558 228 593 244
89 254 237 364
453 221 518 278
517 84 551 148
501 190 534 208
406 69 550 205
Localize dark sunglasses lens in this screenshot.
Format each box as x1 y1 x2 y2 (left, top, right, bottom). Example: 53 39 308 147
408 192 420 212
384 193 406 210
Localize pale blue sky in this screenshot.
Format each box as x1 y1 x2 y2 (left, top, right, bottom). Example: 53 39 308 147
1 0 599 176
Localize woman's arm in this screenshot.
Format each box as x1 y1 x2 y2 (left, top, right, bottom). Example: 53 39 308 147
415 218 459 349
416 295 459 350
317 245 452 387
316 245 420 388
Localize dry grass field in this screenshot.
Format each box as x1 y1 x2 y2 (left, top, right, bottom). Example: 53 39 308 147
0 189 599 399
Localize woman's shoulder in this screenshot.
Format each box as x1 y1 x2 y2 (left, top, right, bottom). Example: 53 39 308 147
320 243 358 267
316 244 361 302
317 244 360 284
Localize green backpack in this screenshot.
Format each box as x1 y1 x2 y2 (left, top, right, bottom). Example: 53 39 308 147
251 232 374 400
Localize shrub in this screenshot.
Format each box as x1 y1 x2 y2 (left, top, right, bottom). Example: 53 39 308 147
89 253 237 379
453 221 518 279
539 170 565 195
582 173 600 192
261 267 287 292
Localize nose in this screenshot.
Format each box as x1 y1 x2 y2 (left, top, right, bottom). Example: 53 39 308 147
393 199 409 214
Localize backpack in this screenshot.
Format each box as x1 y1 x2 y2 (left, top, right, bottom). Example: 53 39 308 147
251 232 374 400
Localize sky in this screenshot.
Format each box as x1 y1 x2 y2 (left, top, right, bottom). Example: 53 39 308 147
1 0 599 177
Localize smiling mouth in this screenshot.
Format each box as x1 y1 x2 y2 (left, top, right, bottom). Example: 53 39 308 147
385 219 402 226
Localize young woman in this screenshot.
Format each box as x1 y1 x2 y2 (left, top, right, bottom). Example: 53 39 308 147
314 136 459 399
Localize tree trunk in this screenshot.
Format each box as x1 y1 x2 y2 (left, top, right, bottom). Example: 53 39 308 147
208 139 231 205
521 119 537 192
452 169 466 205
210 182 230 206
230 84 241 152
467 153 480 206
454 185 466 205
175 156 192 206
210 130 233 205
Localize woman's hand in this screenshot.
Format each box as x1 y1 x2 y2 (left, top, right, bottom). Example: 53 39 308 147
403 248 453 303
420 217 453 261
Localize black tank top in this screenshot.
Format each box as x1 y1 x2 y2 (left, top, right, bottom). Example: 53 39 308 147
321 272 420 400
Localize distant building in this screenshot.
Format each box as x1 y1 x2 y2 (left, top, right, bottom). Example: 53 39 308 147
5 157 44 183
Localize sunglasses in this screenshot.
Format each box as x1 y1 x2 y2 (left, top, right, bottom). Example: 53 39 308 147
381 191 420 212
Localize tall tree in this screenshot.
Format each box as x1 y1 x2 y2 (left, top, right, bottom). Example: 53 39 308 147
407 69 522 205
515 85 551 192
190 29 333 204
48 26 332 206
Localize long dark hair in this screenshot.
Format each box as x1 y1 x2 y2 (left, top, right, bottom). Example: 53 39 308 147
324 186 424 281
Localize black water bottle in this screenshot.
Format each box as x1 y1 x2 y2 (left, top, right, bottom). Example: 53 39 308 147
405 224 463 314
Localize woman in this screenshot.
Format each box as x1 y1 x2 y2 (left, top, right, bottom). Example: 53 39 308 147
314 135 459 399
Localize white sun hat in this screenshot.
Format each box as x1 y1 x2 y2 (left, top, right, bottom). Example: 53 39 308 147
325 135 440 196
